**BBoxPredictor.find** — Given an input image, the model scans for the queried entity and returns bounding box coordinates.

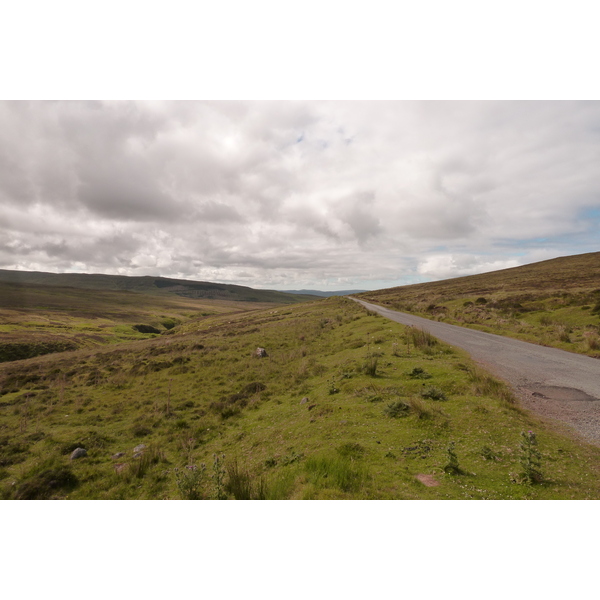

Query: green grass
[357,251,600,357]
[2,296,600,499]
[0,280,305,362]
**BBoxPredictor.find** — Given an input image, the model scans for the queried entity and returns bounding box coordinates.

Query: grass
[2,295,600,499]
[356,251,600,358]
[0,280,305,363]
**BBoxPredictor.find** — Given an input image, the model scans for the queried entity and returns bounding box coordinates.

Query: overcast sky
[0,100,599,290]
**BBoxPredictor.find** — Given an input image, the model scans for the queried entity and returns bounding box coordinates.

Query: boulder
[133,444,146,454]
[256,347,268,358]
[70,447,87,460]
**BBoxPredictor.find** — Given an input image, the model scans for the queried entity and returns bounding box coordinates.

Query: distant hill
[281,289,368,297]
[0,269,314,304]
[356,251,600,302]
[356,251,600,358]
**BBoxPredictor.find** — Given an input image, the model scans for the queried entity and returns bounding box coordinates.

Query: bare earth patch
[416,474,439,487]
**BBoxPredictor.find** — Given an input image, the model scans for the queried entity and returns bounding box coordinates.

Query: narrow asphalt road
[352,298,600,445]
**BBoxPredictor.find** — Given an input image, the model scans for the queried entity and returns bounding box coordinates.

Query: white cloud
[0,100,599,289]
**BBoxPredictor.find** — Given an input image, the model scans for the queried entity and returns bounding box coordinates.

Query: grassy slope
[0,269,313,304]
[356,251,600,357]
[2,297,600,500]
[0,279,310,362]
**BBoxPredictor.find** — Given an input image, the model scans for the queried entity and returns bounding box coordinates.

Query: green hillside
[2,296,600,500]
[0,269,312,304]
[356,252,600,357]
[0,273,312,363]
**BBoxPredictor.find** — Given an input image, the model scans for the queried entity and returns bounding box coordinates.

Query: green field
[0,277,309,363]
[356,251,600,357]
[2,296,600,500]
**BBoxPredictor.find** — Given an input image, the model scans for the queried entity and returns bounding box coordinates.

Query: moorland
[356,251,600,358]
[2,260,600,500]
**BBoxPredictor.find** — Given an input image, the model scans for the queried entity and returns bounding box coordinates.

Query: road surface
[353,298,600,445]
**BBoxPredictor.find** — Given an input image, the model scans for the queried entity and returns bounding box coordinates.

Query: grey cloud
[1,101,599,289]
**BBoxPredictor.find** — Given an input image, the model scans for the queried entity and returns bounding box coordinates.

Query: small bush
[516,431,543,484]
[383,401,411,418]
[475,297,488,305]
[443,442,464,475]
[421,386,448,401]
[408,367,432,379]
[174,464,206,499]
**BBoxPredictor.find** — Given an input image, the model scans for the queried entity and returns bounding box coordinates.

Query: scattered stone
[255,347,268,358]
[70,447,87,460]
[133,444,146,454]
[112,452,125,460]
[300,397,309,404]
[133,452,143,459]
[307,403,316,411]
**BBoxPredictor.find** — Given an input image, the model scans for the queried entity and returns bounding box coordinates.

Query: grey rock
[133,452,143,459]
[112,452,125,459]
[300,397,309,404]
[70,447,87,460]
[133,444,146,454]
[255,347,268,358]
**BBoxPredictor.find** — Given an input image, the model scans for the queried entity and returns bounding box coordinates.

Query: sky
[0,100,599,291]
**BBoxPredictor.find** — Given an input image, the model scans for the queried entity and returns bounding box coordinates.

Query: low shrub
[408,367,432,379]
[174,464,206,499]
[383,401,411,418]
[421,386,447,401]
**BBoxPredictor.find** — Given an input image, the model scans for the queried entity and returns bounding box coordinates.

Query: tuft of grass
[225,458,266,500]
[420,386,448,401]
[362,353,378,377]
[408,367,432,379]
[304,455,367,493]
[336,442,366,459]
[406,326,438,350]
[383,401,411,418]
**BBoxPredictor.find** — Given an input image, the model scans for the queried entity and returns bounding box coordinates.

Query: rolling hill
[356,251,600,357]
[0,269,314,304]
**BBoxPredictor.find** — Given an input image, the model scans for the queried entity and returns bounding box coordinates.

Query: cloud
[1,101,599,289]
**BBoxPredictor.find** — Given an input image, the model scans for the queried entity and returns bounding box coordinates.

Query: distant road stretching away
[352,298,600,445]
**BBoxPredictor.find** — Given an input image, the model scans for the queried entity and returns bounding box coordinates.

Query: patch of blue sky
[578,206,600,223]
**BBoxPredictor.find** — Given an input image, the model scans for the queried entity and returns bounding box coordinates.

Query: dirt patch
[415,474,439,487]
